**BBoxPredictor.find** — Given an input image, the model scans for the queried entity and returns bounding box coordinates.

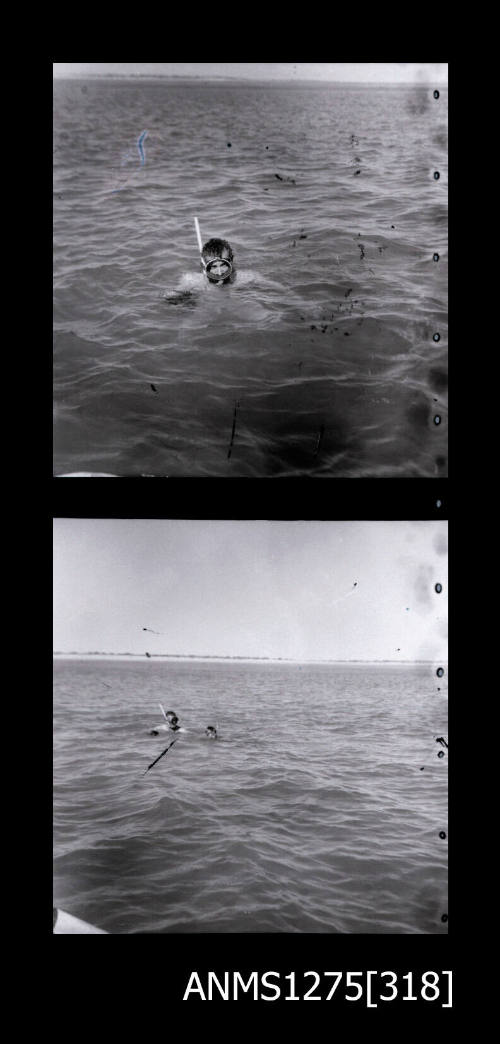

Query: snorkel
[194,215,204,260]
[194,218,233,285]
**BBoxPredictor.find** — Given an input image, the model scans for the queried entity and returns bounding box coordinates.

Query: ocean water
[53,657,448,934]
[53,80,448,477]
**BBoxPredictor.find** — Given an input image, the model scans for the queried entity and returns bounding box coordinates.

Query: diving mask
[202,256,233,282]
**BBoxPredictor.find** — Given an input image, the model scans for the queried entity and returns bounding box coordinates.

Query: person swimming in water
[164,236,237,302]
[166,713,181,732]
[162,216,288,308]
[149,710,217,739]
[200,238,235,286]
[149,709,182,736]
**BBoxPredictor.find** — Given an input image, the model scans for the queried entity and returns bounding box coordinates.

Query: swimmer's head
[201,238,234,284]
[165,710,178,726]
[205,725,217,739]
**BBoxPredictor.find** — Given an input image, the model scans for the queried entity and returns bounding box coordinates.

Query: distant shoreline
[53,76,446,89]
[53,652,444,666]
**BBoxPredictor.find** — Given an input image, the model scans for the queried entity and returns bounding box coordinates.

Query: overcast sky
[52,63,448,84]
[53,520,448,662]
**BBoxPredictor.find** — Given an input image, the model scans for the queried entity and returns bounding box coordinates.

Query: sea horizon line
[53,75,446,88]
[53,651,446,665]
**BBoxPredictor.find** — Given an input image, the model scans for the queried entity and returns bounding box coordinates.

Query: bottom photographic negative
[53,519,448,935]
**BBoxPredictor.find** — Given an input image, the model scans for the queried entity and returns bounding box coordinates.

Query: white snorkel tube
[194,216,203,259]
[194,216,209,276]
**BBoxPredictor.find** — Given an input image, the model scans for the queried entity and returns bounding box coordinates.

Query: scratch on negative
[227,400,240,459]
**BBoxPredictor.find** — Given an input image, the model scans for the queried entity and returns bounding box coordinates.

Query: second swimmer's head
[201,239,234,284]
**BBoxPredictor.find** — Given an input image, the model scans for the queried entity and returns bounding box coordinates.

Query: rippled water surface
[53,657,448,933]
[53,80,448,477]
